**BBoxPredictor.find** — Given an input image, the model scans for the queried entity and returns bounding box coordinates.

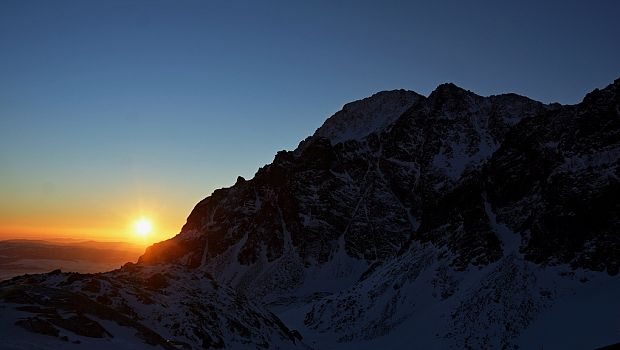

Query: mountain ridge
[1,78,618,349]
[138,79,552,272]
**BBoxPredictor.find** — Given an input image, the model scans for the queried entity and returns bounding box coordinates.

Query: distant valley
[0,239,144,281]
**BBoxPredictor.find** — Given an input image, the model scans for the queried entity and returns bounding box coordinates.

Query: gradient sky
[1,0,619,244]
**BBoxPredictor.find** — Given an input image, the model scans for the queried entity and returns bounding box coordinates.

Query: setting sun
[133,218,153,237]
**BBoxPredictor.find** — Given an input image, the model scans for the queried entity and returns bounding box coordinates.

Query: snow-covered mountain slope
[0,265,307,350]
[312,89,422,144]
[302,241,620,349]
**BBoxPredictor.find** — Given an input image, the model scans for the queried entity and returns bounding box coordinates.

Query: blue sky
[0,0,618,241]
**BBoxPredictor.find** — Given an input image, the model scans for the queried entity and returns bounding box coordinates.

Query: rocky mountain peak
[312,89,422,145]
[582,77,620,106]
[429,82,469,96]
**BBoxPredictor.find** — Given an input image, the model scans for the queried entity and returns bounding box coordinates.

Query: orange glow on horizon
[0,215,177,246]
[0,180,202,247]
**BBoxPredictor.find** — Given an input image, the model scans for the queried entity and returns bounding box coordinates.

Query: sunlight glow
[133,218,152,237]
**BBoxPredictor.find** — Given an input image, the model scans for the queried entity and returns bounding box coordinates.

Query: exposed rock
[15,317,59,337]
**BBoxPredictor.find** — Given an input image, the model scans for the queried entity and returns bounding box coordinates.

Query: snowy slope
[302,242,620,349]
[0,265,308,350]
[313,89,422,144]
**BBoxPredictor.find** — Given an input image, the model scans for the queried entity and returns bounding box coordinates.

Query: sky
[1,0,619,245]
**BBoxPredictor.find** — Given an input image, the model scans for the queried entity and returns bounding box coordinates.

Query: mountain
[1,78,618,349]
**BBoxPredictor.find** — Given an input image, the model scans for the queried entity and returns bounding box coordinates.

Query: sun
[133,217,152,237]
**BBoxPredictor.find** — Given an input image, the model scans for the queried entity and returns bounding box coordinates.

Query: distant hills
[0,239,144,281]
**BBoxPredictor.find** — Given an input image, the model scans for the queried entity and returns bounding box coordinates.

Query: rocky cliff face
[142,80,618,278]
[138,82,560,295]
[485,84,620,275]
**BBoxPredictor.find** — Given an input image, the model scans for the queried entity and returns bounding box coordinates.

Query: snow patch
[314,90,421,144]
